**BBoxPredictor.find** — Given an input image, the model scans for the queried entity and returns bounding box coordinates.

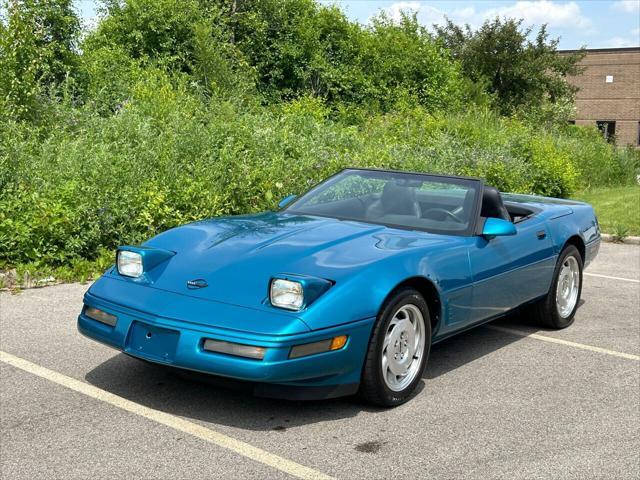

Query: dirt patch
[355,440,385,453]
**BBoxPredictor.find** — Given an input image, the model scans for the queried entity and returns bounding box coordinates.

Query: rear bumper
[78,289,374,398]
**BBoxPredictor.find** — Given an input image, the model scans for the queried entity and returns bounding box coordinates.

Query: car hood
[121,212,450,310]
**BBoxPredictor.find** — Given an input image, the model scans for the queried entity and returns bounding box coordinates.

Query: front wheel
[360,288,431,407]
[527,244,583,329]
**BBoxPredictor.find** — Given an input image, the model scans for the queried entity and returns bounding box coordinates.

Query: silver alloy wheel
[381,304,426,392]
[556,255,580,318]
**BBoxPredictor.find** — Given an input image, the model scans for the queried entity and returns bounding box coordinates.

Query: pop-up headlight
[115,246,175,279]
[270,279,304,310]
[269,274,333,311]
[117,250,143,277]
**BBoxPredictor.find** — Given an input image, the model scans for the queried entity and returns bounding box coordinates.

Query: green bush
[2,0,637,283]
[80,0,466,115]
[2,74,633,269]
[557,125,640,187]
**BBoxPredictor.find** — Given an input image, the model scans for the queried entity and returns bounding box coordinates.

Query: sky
[76,0,640,50]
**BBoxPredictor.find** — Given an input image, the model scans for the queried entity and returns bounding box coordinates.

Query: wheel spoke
[386,369,398,388]
[406,326,416,357]
[558,294,566,309]
[382,332,392,352]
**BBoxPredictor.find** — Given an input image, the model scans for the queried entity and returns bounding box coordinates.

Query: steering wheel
[423,208,464,223]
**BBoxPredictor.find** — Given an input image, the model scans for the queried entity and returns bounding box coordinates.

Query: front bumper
[78,289,374,399]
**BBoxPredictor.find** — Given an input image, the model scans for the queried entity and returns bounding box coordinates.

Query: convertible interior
[295,180,538,232]
[480,186,539,224]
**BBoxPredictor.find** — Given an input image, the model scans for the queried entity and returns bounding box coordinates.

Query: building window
[568,120,576,125]
[596,121,616,142]
[637,122,640,146]
[605,75,614,83]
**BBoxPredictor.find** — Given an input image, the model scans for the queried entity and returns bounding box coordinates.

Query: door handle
[536,230,547,239]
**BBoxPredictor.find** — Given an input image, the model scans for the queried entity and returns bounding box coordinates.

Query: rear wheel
[360,288,431,407]
[527,244,583,329]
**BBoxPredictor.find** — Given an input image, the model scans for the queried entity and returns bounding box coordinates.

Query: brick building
[563,47,640,147]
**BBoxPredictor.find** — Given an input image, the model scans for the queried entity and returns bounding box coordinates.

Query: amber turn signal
[289,335,349,359]
[330,335,348,350]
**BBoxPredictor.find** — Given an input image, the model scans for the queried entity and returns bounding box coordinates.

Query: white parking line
[487,325,640,361]
[0,350,334,480]
[585,272,640,283]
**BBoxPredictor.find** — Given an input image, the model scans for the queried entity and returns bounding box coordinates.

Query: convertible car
[78,168,600,406]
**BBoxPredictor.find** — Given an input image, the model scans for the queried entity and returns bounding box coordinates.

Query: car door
[467,216,556,323]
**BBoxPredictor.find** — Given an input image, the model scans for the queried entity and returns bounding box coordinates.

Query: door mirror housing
[482,217,517,238]
[278,194,297,209]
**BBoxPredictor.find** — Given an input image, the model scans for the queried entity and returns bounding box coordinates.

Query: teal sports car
[78,169,600,406]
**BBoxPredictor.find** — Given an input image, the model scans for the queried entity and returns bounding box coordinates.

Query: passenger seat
[480,186,511,221]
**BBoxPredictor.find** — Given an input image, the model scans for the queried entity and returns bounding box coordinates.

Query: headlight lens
[117,250,143,277]
[270,279,304,310]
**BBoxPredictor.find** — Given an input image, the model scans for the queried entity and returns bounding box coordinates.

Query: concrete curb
[601,234,640,245]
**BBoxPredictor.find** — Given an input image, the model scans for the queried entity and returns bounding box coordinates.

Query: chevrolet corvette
[78,168,600,406]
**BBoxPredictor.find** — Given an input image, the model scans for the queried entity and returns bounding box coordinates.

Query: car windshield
[285,169,482,236]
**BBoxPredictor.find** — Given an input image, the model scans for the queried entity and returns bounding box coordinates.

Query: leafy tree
[82,0,255,109]
[83,0,464,114]
[86,0,203,68]
[434,17,585,115]
[227,0,363,102]
[229,2,463,112]
[360,13,463,113]
[0,0,81,120]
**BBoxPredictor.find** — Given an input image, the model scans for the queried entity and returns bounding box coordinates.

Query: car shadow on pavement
[85,352,368,431]
[426,324,520,379]
[83,311,564,431]
[426,299,586,379]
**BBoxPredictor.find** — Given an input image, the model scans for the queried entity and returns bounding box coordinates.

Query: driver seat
[481,186,510,221]
[366,181,421,219]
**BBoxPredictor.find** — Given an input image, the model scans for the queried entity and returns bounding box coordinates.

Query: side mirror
[482,217,517,238]
[278,194,297,209]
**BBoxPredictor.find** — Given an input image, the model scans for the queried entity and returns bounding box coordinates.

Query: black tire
[527,244,583,329]
[359,288,431,407]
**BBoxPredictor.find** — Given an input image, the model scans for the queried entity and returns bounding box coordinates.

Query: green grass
[0,249,113,291]
[572,186,640,237]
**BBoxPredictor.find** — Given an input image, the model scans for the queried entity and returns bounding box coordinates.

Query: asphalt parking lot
[1,242,639,480]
